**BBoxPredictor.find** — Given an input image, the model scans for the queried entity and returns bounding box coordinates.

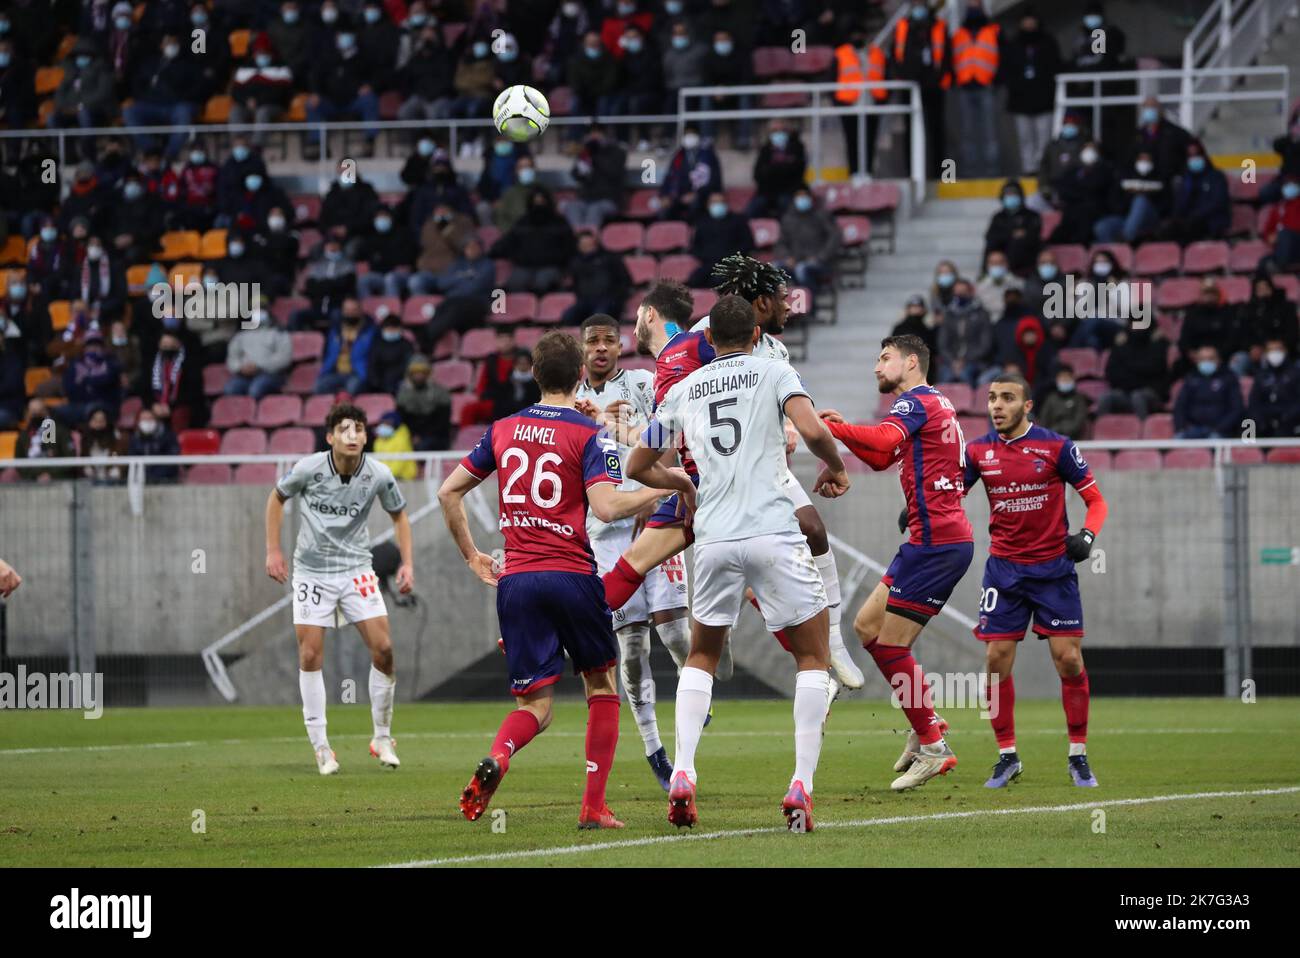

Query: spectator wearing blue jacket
[1174,345,1244,439]
[1158,142,1229,244]
[315,299,376,395]
[656,126,722,221]
[126,404,181,483]
[62,330,122,425]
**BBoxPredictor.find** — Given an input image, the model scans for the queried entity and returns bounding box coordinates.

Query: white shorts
[692,528,828,632]
[291,568,388,627]
[591,528,690,627]
[782,467,812,511]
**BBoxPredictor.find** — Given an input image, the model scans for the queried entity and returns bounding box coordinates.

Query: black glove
[1065,529,1095,563]
[897,508,908,535]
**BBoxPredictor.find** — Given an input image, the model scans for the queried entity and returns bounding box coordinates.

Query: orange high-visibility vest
[952,22,999,86]
[866,43,888,102]
[834,43,865,103]
[893,17,951,90]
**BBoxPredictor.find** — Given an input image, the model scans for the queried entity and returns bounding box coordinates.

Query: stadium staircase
[1199,8,1300,156]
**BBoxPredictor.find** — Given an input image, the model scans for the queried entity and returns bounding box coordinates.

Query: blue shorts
[882,541,974,624]
[645,471,699,533]
[975,554,1085,642]
[496,571,619,696]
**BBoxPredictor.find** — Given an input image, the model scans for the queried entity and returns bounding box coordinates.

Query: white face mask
[1266,349,1287,367]
[1135,159,1154,175]
[1080,147,1099,165]
[682,134,700,150]
[1092,260,1113,277]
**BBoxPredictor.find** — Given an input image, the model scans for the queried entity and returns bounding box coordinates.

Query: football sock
[813,551,847,657]
[617,624,661,756]
[793,670,830,792]
[299,669,329,751]
[988,674,1016,750]
[603,557,645,613]
[369,664,395,740]
[673,666,714,784]
[655,616,692,671]
[865,639,944,745]
[490,708,541,766]
[1062,670,1090,747]
[748,594,792,652]
[582,694,620,810]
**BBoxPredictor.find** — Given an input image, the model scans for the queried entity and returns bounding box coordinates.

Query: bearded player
[964,375,1108,789]
[818,335,973,790]
[576,312,688,791]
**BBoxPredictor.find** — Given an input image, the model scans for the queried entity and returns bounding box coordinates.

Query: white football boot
[890,740,957,791]
[315,745,339,776]
[369,736,400,768]
[893,714,950,772]
[829,641,865,689]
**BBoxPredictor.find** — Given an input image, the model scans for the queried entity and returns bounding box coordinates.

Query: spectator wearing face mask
[701,29,755,150]
[688,192,754,287]
[108,173,165,266]
[930,259,959,314]
[79,405,125,484]
[1098,325,1169,419]
[414,237,494,348]
[412,203,477,293]
[26,218,73,304]
[656,125,722,220]
[937,278,993,386]
[409,156,475,227]
[127,405,181,482]
[50,39,116,142]
[1178,277,1235,371]
[1048,140,1114,244]
[230,33,294,145]
[62,237,127,326]
[396,353,452,451]
[145,328,206,430]
[187,3,232,102]
[398,25,455,123]
[216,137,268,223]
[1247,339,1300,437]
[106,319,141,395]
[370,409,417,479]
[165,145,220,231]
[1262,113,1300,205]
[601,0,654,57]
[490,190,577,294]
[611,25,664,148]
[1021,249,1064,315]
[316,299,376,395]
[225,306,293,399]
[306,23,381,159]
[2,276,51,365]
[356,208,417,299]
[1238,274,1299,360]
[567,30,620,144]
[976,250,1023,322]
[320,164,381,246]
[491,155,540,232]
[255,207,299,297]
[750,122,807,218]
[543,2,594,91]
[61,329,122,425]
[1033,363,1089,439]
[774,187,839,296]
[1158,143,1229,244]
[1174,345,1243,439]
[59,163,109,237]
[1068,250,1127,350]
[1001,10,1062,176]
[269,2,312,81]
[215,232,274,294]
[1030,110,1085,213]
[983,181,1042,277]
[358,2,401,89]
[565,124,628,230]
[891,294,940,380]
[300,238,357,329]
[661,18,708,135]
[366,317,416,395]
[563,231,633,324]
[402,136,443,188]
[1132,97,1193,186]
[16,396,75,481]
[1262,175,1300,271]
[448,33,500,152]
[122,35,202,160]
[491,32,534,106]
[220,167,293,236]
[1093,149,1167,244]
[476,137,527,214]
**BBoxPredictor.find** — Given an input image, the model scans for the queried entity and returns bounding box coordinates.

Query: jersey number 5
[501,448,564,509]
[708,398,742,456]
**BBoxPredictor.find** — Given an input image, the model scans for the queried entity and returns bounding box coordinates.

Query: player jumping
[964,375,1108,788]
[438,331,675,829]
[819,335,973,791]
[576,312,688,791]
[266,402,414,776]
[628,294,851,832]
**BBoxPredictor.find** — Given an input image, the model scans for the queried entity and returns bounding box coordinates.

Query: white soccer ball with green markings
[493,85,551,143]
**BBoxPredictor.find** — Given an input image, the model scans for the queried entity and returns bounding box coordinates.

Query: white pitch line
[0,726,1241,756]
[382,786,1300,868]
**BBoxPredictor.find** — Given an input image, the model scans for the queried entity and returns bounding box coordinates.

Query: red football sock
[748,595,792,651]
[1061,670,1089,744]
[603,557,645,612]
[866,639,943,745]
[490,708,541,769]
[988,674,1016,750]
[582,694,620,810]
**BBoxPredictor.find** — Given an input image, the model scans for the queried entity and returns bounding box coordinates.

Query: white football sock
[369,664,395,740]
[655,616,692,672]
[1000,746,1018,755]
[793,670,830,792]
[299,669,329,750]
[1069,742,1087,757]
[673,666,713,784]
[813,550,847,656]
[618,624,661,756]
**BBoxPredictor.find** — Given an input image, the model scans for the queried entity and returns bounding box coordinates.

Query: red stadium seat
[935,382,972,414]
[210,395,255,429]
[203,363,230,397]
[116,396,143,430]
[725,186,756,210]
[1055,348,1102,380]
[291,194,321,224]
[1049,244,1088,275]
[790,45,835,76]
[537,292,575,324]
[1090,243,1133,273]
[1275,275,1300,302]
[1156,278,1201,310]
[1225,446,1264,464]
[301,394,336,426]
[459,328,497,361]
[1156,311,1182,340]
[291,331,324,363]
[1091,414,1141,440]
[750,218,780,249]
[1266,447,1300,463]
[657,254,700,283]
[221,427,268,455]
[1141,413,1174,440]
[599,222,643,254]
[625,254,657,287]
[476,225,501,250]
[268,427,315,455]
[234,463,278,485]
[645,221,690,254]
[284,363,319,395]
[1181,241,1229,275]
[1077,379,1106,403]
[297,228,322,260]
[1133,242,1181,276]
[353,394,395,422]
[453,425,486,451]
[1228,204,1256,238]
[254,394,302,429]
[853,182,900,213]
[1219,275,1250,304]
[957,415,988,439]
[546,85,573,116]
[815,183,852,213]
[1083,450,1112,470]
[1163,448,1213,469]
[185,463,233,484]
[362,296,402,321]
[752,46,794,78]
[429,330,458,360]
[689,289,717,321]
[178,429,221,456]
[1039,209,1061,240]
[836,215,871,246]
[626,189,658,220]
[1229,240,1270,274]
[500,292,537,324]
[450,393,476,424]
[515,327,545,351]
[1238,375,1253,404]
[1113,450,1161,470]
[403,295,441,327]
[432,359,473,392]
[272,296,310,326]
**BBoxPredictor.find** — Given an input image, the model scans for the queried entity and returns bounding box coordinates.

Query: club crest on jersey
[1034,459,1045,473]
[890,398,915,416]
[984,449,994,460]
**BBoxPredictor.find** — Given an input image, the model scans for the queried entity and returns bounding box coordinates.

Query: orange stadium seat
[126,263,154,294]
[199,229,229,259]
[48,300,71,331]
[0,235,25,265]
[286,93,308,122]
[228,29,251,59]
[158,231,201,260]
[34,67,63,97]
[201,95,232,124]
[0,431,17,459]
[24,367,53,395]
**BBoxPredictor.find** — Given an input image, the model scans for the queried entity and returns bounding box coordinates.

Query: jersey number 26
[501,448,564,509]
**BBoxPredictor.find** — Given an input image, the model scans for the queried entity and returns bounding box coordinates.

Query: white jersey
[691,314,790,362]
[651,351,807,546]
[577,367,657,539]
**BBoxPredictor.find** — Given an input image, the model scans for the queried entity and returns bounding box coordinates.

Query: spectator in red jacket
[1262,174,1300,271]
[230,33,295,145]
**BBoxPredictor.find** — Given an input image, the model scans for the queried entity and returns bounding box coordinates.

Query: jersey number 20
[501,448,563,509]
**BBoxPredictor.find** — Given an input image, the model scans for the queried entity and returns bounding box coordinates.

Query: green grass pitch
[1,697,1297,867]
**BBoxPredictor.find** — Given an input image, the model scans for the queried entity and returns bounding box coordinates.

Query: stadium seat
[158,231,201,261]
[1168,376,1183,407]
[116,396,143,430]
[1039,209,1062,239]
[1229,240,1270,274]
[1275,275,1300,302]
[1155,311,1182,340]
[853,182,901,214]
[268,427,315,456]
[1056,348,1102,380]
[1090,243,1133,273]
[221,427,268,455]
[301,394,336,425]
[1156,277,1201,310]
[537,292,575,324]
[34,66,63,96]
[689,289,717,321]
[199,229,228,259]
[624,254,657,287]
[1092,414,1141,441]
[402,295,441,327]
[459,328,497,361]
[546,85,573,115]
[725,186,756,210]
[1163,448,1213,469]
[1083,450,1112,470]
[1049,244,1089,275]
[254,395,302,429]
[1181,241,1229,275]
[599,222,643,254]
[1228,203,1256,238]
[1141,413,1175,440]
[284,363,320,395]
[1228,175,1264,202]
[201,94,232,124]
[170,261,203,286]
[1220,275,1251,304]
[185,463,233,484]
[1226,447,1264,464]
[297,228,323,260]
[645,221,690,254]
[750,218,780,249]
[626,189,658,220]
[47,300,70,332]
[1113,450,1161,470]
[1133,242,1181,277]
[761,91,809,109]
[1238,375,1253,404]
[789,45,835,75]
[428,330,458,360]
[231,463,277,485]
[290,331,324,363]
[272,296,310,326]
[476,224,501,250]
[209,395,255,429]
[362,296,402,321]
[958,415,989,439]
[450,392,476,424]
[1077,379,1106,403]
[1266,447,1300,463]
[24,366,52,395]
[657,254,700,283]
[752,46,794,78]
[836,215,871,246]
[354,393,395,421]
[291,194,321,224]
[432,359,473,392]
[178,429,221,456]
[126,263,154,294]
[515,327,545,352]
[453,425,485,451]
[936,382,973,413]
[0,431,16,460]
[203,363,231,397]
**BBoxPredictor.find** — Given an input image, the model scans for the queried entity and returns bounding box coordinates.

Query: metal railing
[1182,0,1299,132]
[1052,65,1291,140]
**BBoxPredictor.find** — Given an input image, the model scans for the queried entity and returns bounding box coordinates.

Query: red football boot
[460,752,508,822]
[667,771,698,828]
[781,779,814,832]
[577,804,625,830]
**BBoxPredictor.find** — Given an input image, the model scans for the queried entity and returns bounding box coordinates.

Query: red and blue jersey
[880,384,974,547]
[461,404,622,577]
[653,329,716,475]
[964,423,1096,564]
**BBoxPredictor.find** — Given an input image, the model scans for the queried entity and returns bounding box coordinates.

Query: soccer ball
[493,85,551,143]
